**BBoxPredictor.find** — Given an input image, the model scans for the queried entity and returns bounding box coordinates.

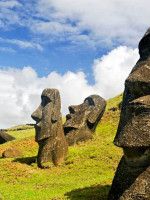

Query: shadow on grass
[65,184,110,200]
[13,156,37,165]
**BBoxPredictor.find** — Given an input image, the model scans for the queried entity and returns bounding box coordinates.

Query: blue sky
[0,0,149,128]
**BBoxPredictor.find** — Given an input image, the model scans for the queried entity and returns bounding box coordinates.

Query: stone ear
[87,97,106,125]
[87,108,102,124]
[51,90,61,122]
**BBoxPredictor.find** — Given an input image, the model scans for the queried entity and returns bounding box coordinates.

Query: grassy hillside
[0,93,123,200]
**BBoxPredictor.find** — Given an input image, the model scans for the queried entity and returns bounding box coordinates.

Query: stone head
[114,34,150,149]
[64,95,106,145]
[108,28,150,200]
[31,88,61,142]
[139,28,150,58]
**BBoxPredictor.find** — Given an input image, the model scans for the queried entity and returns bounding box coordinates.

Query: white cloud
[0,0,21,8]
[93,46,139,98]
[31,0,150,47]
[31,21,79,36]
[0,47,16,53]
[0,46,139,128]
[0,37,43,51]
[0,66,96,128]
[0,0,22,28]
[0,0,149,48]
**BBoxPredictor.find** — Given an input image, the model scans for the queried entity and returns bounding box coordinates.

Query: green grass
[106,93,123,111]
[0,94,123,200]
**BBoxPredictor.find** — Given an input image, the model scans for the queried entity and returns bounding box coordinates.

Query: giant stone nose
[31,105,42,123]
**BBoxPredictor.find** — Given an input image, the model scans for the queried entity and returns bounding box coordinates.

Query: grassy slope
[0,94,123,200]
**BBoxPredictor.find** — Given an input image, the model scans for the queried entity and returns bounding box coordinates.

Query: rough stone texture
[108,157,150,200]
[2,148,22,158]
[0,131,15,144]
[64,95,106,146]
[108,29,150,199]
[31,88,68,168]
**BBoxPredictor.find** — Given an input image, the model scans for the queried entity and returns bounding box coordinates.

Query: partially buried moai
[64,95,106,146]
[108,29,150,199]
[31,88,68,168]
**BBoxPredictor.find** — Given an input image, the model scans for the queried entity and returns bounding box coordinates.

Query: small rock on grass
[2,148,22,158]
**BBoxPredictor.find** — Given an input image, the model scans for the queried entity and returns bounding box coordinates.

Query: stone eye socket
[84,98,95,106]
[41,96,51,107]
[69,106,75,114]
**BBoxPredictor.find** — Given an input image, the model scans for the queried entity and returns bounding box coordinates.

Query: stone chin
[123,147,150,168]
[64,117,93,146]
[34,124,41,142]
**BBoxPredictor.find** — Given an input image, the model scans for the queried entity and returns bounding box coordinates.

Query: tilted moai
[0,131,15,144]
[108,29,150,199]
[64,95,106,146]
[31,88,68,168]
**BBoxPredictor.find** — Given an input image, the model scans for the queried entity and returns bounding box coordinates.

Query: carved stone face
[64,95,106,145]
[31,88,68,168]
[108,28,150,200]
[31,88,61,142]
[114,35,150,148]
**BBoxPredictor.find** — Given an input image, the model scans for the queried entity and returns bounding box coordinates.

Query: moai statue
[0,131,15,144]
[108,29,150,199]
[31,88,68,168]
[64,95,106,146]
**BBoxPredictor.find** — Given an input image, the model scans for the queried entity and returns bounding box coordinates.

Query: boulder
[2,148,22,158]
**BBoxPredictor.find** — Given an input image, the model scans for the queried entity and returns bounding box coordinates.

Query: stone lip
[0,131,15,144]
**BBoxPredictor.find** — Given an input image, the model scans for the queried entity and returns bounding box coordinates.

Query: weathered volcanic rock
[108,157,150,200]
[64,95,106,146]
[2,148,22,158]
[108,28,150,199]
[0,131,15,144]
[31,88,68,168]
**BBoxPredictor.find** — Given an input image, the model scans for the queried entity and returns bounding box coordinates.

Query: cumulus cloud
[93,46,139,98]
[0,46,139,128]
[0,66,96,128]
